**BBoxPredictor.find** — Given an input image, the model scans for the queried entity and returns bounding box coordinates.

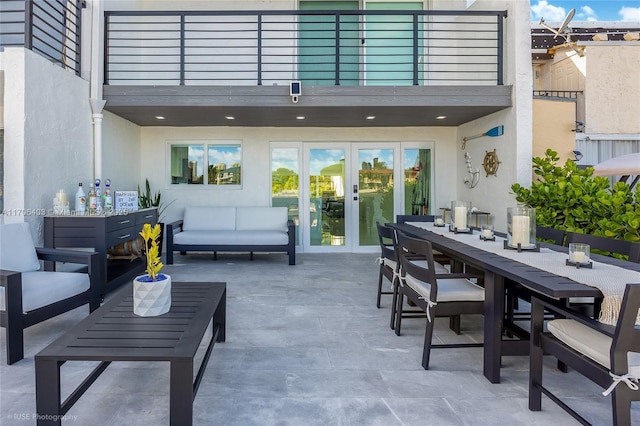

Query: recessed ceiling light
[436,115,447,120]
[225,116,235,120]
[366,115,376,120]
[155,116,165,120]
[296,116,305,120]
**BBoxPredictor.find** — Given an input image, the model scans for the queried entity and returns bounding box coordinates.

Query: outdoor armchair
[529,283,640,426]
[394,231,484,370]
[0,222,101,364]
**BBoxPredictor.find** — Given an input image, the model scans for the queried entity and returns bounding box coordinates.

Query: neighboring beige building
[531,22,640,178]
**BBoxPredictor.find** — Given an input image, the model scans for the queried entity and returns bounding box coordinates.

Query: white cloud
[531,1,566,21]
[619,6,640,22]
[579,6,598,22]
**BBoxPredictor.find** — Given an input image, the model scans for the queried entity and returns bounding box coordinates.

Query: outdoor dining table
[390,222,640,384]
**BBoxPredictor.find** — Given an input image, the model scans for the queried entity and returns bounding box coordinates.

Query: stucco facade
[2,0,534,248]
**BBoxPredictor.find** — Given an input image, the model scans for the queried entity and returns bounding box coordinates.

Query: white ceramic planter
[133,274,171,316]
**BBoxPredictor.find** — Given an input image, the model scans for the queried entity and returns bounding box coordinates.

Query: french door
[271,142,433,253]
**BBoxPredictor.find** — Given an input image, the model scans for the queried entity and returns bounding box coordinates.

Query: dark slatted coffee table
[34,281,226,426]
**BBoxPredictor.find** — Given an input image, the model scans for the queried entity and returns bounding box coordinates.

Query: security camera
[290,81,301,103]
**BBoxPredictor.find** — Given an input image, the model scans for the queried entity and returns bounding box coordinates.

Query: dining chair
[536,226,565,246]
[0,222,102,364]
[565,232,640,318]
[396,214,436,224]
[375,222,397,308]
[394,231,484,369]
[388,227,453,331]
[529,283,640,426]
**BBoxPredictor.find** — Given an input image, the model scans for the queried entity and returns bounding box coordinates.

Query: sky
[530,0,640,22]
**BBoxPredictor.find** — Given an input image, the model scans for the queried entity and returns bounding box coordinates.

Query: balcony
[0,0,83,75]
[102,9,512,127]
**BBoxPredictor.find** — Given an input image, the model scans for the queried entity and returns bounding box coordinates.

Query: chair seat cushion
[0,271,90,312]
[383,257,397,271]
[547,319,640,376]
[404,274,484,302]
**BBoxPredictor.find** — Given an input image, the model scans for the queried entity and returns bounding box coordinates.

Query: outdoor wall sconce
[461,125,504,150]
[572,150,583,161]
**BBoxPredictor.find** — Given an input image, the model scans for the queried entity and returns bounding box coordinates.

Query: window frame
[166,140,243,188]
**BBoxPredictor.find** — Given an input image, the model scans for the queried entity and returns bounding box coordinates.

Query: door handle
[353,185,358,194]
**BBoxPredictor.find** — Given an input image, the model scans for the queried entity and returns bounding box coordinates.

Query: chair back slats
[376,222,396,262]
[395,231,437,301]
[396,215,435,224]
[536,226,565,246]
[565,232,640,263]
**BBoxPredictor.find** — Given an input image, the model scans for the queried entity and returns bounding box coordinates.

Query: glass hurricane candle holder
[450,201,472,232]
[506,207,537,251]
[434,215,445,227]
[567,243,592,268]
[480,224,495,241]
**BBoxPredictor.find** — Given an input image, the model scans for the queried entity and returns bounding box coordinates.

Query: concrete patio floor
[1,252,636,425]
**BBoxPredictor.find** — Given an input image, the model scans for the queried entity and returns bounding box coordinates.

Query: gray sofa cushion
[182,206,236,231]
[236,207,288,231]
[174,230,289,246]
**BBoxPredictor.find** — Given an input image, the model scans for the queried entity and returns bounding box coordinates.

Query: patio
[0,252,629,425]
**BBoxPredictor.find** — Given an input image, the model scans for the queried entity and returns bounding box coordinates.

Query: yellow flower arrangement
[139,223,163,280]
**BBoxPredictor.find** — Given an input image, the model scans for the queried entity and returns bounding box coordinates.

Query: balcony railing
[533,90,583,99]
[104,9,506,87]
[0,0,83,75]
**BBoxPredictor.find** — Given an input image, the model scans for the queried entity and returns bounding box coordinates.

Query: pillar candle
[572,251,586,263]
[454,206,467,229]
[511,215,530,246]
[56,190,67,206]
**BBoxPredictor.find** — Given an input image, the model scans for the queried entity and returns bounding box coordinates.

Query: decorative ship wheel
[482,149,501,177]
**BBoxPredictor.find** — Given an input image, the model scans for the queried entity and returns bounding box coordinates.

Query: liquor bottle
[88,183,97,214]
[95,179,102,214]
[75,182,86,214]
[104,179,113,214]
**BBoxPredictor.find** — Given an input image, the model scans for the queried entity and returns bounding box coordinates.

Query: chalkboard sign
[115,191,139,212]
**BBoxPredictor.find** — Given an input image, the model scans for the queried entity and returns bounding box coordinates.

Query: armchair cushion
[0,223,40,272]
[548,319,640,375]
[0,271,90,312]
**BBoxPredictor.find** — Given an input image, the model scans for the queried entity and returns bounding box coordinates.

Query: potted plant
[138,179,175,256]
[133,223,171,316]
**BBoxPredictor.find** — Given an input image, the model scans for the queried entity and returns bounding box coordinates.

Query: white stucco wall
[2,48,92,244]
[102,111,141,192]
[585,44,640,134]
[140,126,458,224]
[452,0,532,231]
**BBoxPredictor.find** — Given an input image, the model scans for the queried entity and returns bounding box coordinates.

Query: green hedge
[511,149,640,243]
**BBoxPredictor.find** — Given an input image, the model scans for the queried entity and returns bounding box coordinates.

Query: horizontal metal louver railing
[0,0,83,75]
[104,10,506,87]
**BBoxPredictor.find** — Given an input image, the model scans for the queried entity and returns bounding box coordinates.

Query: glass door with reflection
[308,148,346,247]
[355,147,395,246]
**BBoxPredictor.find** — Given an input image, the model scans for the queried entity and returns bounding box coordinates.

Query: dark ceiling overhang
[103,85,512,127]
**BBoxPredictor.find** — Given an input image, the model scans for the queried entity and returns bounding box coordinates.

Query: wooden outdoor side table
[34,281,226,426]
